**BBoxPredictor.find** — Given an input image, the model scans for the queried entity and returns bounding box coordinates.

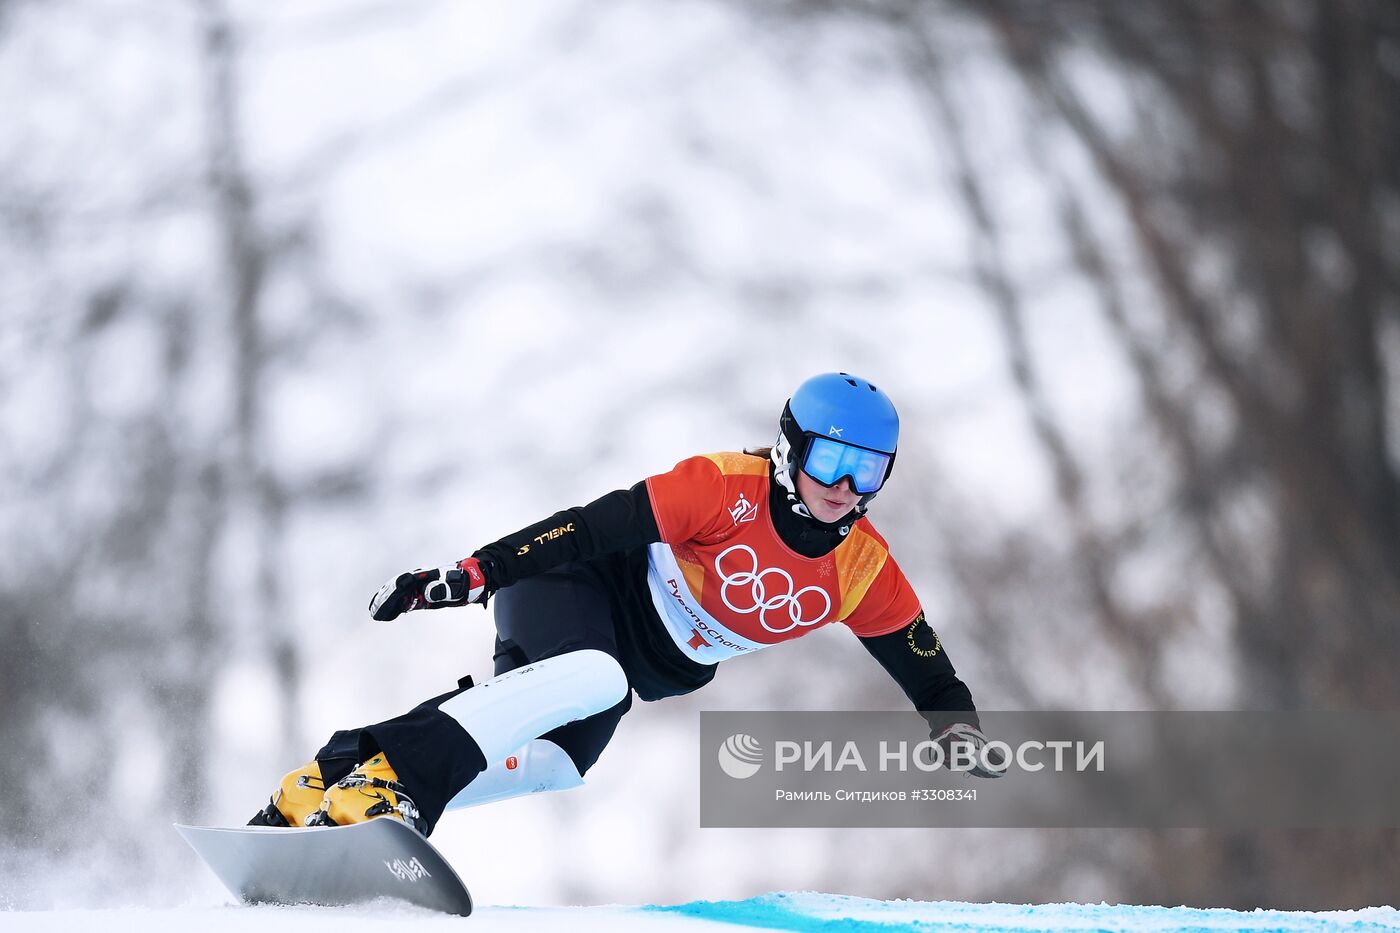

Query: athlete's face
[795,469,860,523]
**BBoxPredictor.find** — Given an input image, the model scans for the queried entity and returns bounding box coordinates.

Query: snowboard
[176,818,473,916]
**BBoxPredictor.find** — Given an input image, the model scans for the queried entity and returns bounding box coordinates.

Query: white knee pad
[438,648,628,765]
[444,738,584,811]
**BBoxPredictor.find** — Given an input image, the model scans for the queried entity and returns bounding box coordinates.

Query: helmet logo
[827,425,843,437]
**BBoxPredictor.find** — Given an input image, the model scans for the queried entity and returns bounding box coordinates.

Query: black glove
[368,557,489,622]
[933,722,1007,779]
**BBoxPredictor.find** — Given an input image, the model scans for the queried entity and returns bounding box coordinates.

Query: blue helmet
[773,373,899,514]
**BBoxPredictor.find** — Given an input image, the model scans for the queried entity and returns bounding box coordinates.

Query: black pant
[313,564,634,834]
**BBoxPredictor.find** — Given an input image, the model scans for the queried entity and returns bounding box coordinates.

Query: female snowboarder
[251,372,1002,835]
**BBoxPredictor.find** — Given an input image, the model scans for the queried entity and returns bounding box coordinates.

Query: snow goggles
[800,436,893,495]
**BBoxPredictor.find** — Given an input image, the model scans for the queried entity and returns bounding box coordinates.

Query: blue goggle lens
[802,437,891,494]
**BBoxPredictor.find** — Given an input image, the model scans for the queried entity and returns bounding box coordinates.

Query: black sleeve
[858,612,980,733]
[470,481,660,592]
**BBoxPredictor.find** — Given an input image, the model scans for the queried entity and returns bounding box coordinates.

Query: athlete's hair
[744,446,773,460]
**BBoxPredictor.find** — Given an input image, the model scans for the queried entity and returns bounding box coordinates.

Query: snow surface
[5,893,1398,932]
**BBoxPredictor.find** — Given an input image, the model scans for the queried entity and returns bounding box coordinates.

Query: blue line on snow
[646,894,938,932]
[643,892,1400,933]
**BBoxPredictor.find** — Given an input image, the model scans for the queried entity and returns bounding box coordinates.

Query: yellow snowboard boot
[248,759,328,827]
[309,753,426,833]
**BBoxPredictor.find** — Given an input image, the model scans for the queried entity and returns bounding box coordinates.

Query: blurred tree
[199,0,302,763]
[0,0,371,904]
[973,0,1400,909]
[976,0,1400,711]
[909,0,1396,909]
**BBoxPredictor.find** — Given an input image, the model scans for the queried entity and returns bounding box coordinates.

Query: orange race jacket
[644,452,921,664]
[471,450,977,715]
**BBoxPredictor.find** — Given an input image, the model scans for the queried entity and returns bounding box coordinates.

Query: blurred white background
[3,0,1397,913]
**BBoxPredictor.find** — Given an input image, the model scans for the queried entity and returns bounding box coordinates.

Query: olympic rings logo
[714,544,832,634]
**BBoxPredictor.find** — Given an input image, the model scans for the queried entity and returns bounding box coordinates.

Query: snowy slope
[6,893,1398,932]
